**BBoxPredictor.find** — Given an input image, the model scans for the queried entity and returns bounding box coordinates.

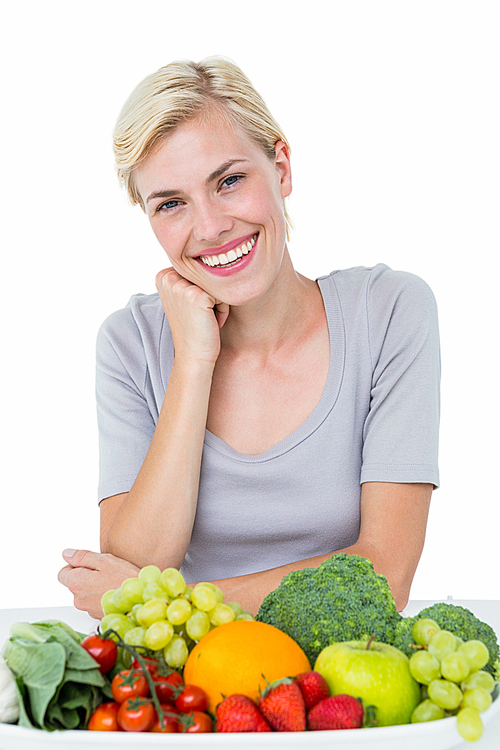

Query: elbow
[393,588,410,613]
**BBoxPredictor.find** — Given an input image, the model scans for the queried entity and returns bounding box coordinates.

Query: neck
[219,248,322,359]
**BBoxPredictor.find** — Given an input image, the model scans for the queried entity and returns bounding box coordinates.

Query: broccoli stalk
[256,554,402,666]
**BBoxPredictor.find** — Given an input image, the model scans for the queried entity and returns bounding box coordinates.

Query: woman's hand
[57,549,139,620]
[156,267,229,365]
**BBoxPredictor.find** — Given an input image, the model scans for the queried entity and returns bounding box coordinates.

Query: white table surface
[1,600,499,749]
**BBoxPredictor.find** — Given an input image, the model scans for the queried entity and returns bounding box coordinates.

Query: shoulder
[319,263,437,315]
[96,292,166,365]
[98,293,164,341]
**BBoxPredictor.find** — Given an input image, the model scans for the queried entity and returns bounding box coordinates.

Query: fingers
[57,563,73,588]
[61,548,101,569]
[58,550,140,619]
[214,301,230,329]
[155,266,179,291]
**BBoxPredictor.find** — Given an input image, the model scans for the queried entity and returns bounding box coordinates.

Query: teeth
[199,234,257,267]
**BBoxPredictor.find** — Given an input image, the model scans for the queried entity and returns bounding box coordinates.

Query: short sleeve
[96,306,156,502]
[360,267,441,487]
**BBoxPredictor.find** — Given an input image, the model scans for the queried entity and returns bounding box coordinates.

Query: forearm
[105,357,214,568]
[202,542,372,618]
[204,517,426,618]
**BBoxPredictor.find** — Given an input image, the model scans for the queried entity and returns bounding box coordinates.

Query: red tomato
[131,656,160,677]
[152,671,183,703]
[175,684,208,713]
[117,698,156,732]
[87,702,121,731]
[81,634,118,674]
[151,705,180,733]
[111,670,149,703]
[184,711,214,733]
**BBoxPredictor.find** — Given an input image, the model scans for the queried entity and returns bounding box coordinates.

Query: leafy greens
[2,620,111,730]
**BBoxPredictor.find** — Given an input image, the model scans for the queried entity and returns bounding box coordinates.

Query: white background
[1,1,498,610]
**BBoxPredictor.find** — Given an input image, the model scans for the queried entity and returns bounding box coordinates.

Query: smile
[198,233,258,268]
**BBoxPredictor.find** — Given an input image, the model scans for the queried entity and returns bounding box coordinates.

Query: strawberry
[258,678,306,732]
[294,671,330,711]
[308,694,364,730]
[216,694,271,732]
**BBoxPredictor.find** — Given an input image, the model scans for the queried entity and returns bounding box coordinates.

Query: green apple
[314,640,420,726]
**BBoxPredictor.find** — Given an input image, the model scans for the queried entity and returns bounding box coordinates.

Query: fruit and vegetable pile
[0,555,498,743]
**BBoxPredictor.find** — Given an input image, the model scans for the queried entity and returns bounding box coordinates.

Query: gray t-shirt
[96,264,440,582]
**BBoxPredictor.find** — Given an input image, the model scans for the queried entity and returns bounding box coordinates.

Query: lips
[197,233,258,268]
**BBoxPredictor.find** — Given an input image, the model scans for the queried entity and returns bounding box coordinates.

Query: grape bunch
[409,618,497,742]
[100,566,254,669]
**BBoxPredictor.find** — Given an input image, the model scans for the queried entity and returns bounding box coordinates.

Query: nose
[192,199,233,244]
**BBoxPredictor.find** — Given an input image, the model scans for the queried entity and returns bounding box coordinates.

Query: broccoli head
[392,602,500,678]
[256,554,402,665]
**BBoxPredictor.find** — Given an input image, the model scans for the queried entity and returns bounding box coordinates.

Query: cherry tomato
[152,671,183,703]
[184,710,214,733]
[81,634,118,674]
[175,684,208,713]
[117,698,156,732]
[131,656,160,677]
[87,702,121,731]
[111,670,149,703]
[151,704,180,733]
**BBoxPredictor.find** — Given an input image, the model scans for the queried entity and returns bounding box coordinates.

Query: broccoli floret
[256,554,402,666]
[392,602,500,677]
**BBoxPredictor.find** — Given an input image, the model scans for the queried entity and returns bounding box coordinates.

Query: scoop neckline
[203,273,345,462]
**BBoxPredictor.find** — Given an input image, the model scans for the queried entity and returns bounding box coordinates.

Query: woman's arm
[102,268,229,568]
[59,481,431,618]
[206,482,432,615]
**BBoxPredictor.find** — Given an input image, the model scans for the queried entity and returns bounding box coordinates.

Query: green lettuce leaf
[4,619,110,730]
[5,640,66,728]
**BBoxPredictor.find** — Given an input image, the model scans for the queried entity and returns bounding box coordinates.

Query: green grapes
[123,626,147,648]
[142,583,169,602]
[121,577,145,605]
[160,568,186,598]
[428,679,463,710]
[166,598,192,625]
[164,634,189,668]
[100,565,254,670]
[456,708,483,742]
[412,618,441,646]
[457,640,490,672]
[185,610,211,641]
[406,617,497,743]
[461,687,492,713]
[208,603,236,627]
[411,699,445,723]
[137,598,168,628]
[138,565,162,584]
[191,583,218,612]
[145,619,175,650]
[440,651,470,683]
[409,650,441,685]
[462,670,495,694]
[428,630,459,661]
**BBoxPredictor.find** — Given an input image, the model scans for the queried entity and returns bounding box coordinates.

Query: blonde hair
[113,56,292,238]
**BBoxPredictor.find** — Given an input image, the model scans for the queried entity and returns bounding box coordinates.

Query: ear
[274,140,292,199]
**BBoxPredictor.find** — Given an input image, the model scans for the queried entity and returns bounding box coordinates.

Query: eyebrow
[146,158,249,204]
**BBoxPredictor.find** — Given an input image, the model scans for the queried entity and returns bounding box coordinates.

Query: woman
[58,57,440,619]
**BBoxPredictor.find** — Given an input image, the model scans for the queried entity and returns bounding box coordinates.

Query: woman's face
[134,114,292,306]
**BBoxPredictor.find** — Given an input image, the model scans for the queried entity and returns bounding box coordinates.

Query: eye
[156,199,183,213]
[220,174,243,189]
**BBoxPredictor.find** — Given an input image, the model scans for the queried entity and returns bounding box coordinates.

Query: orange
[183,620,311,713]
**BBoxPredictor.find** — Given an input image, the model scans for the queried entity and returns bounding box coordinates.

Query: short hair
[113,56,292,237]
